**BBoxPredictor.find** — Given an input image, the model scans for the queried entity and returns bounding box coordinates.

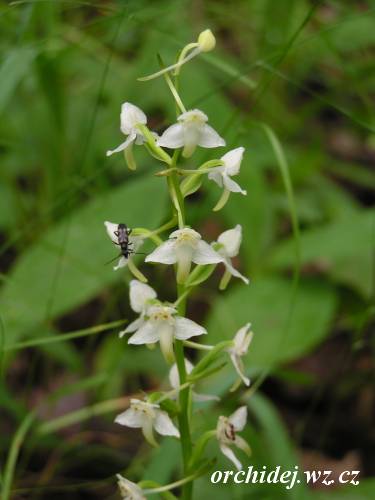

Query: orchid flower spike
[169,358,220,402]
[227,323,253,388]
[104,221,144,271]
[215,224,249,286]
[216,406,251,470]
[123,281,207,362]
[119,280,157,338]
[146,227,223,283]
[157,109,225,158]
[106,102,150,157]
[138,29,216,82]
[117,475,146,500]
[115,398,179,447]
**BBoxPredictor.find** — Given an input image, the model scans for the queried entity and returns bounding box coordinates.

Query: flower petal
[120,102,147,134]
[193,240,223,265]
[106,132,136,157]
[128,321,160,345]
[207,169,224,188]
[230,353,250,386]
[234,435,251,456]
[157,123,185,149]
[121,316,145,336]
[114,256,128,271]
[169,359,194,388]
[221,147,244,176]
[198,124,226,148]
[233,323,252,351]
[223,258,249,285]
[104,221,119,242]
[115,408,143,428]
[220,444,242,471]
[154,410,180,437]
[117,474,145,500]
[229,406,247,431]
[174,316,207,340]
[217,225,242,258]
[192,391,220,402]
[222,174,246,194]
[129,280,157,313]
[145,240,177,265]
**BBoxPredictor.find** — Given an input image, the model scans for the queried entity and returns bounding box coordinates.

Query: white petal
[120,102,147,134]
[128,321,160,345]
[198,124,226,148]
[121,316,145,336]
[129,280,157,313]
[104,221,119,242]
[154,410,180,437]
[221,147,244,176]
[224,259,249,284]
[220,444,242,471]
[157,123,185,149]
[234,435,251,456]
[233,323,252,351]
[230,353,250,386]
[222,174,247,195]
[174,316,207,340]
[169,359,194,388]
[117,475,145,500]
[178,109,208,122]
[229,406,247,431]
[207,170,224,188]
[217,225,242,258]
[115,408,143,428]
[114,256,127,271]
[193,240,223,265]
[145,240,177,265]
[192,391,220,402]
[106,133,136,156]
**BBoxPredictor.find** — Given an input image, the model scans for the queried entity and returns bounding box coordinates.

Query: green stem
[2,411,36,500]
[174,285,193,500]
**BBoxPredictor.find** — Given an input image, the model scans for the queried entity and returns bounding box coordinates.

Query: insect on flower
[104,221,145,271]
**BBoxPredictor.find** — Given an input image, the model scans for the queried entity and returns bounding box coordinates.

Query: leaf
[270,210,374,298]
[206,276,337,369]
[247,392,308,499]
[0,176,167,346]
[0,47,38,115]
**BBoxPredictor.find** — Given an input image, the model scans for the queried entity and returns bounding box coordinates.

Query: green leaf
[206,276,337,369]
[0,176,167,346]
[247,392,308,499]
[270,210,375,298]
[0,47,37,115]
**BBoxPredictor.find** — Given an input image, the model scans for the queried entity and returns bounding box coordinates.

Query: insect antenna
[105,254,122,265]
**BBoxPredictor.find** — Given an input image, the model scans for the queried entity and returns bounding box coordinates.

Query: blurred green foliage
[0,0,374,498]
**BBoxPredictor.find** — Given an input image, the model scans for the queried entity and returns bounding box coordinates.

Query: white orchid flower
[215,224,249,285]
[115,398,179,447]
[106,102,149,157]
[119,280,157,337]
[117,475,145,500]
[157,109,225,158]
[138,29,216,81]
[216,406,251,470]
[169,358,219,402]
[146,227,223,283]
[104,221,144,271]
[227,323,253,387]
[127,302,206,363]
[208,147,246,195]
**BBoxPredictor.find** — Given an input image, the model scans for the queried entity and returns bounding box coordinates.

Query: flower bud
[198,29,216,52]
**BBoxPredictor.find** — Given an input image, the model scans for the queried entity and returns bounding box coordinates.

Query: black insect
[113,223,133,259]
